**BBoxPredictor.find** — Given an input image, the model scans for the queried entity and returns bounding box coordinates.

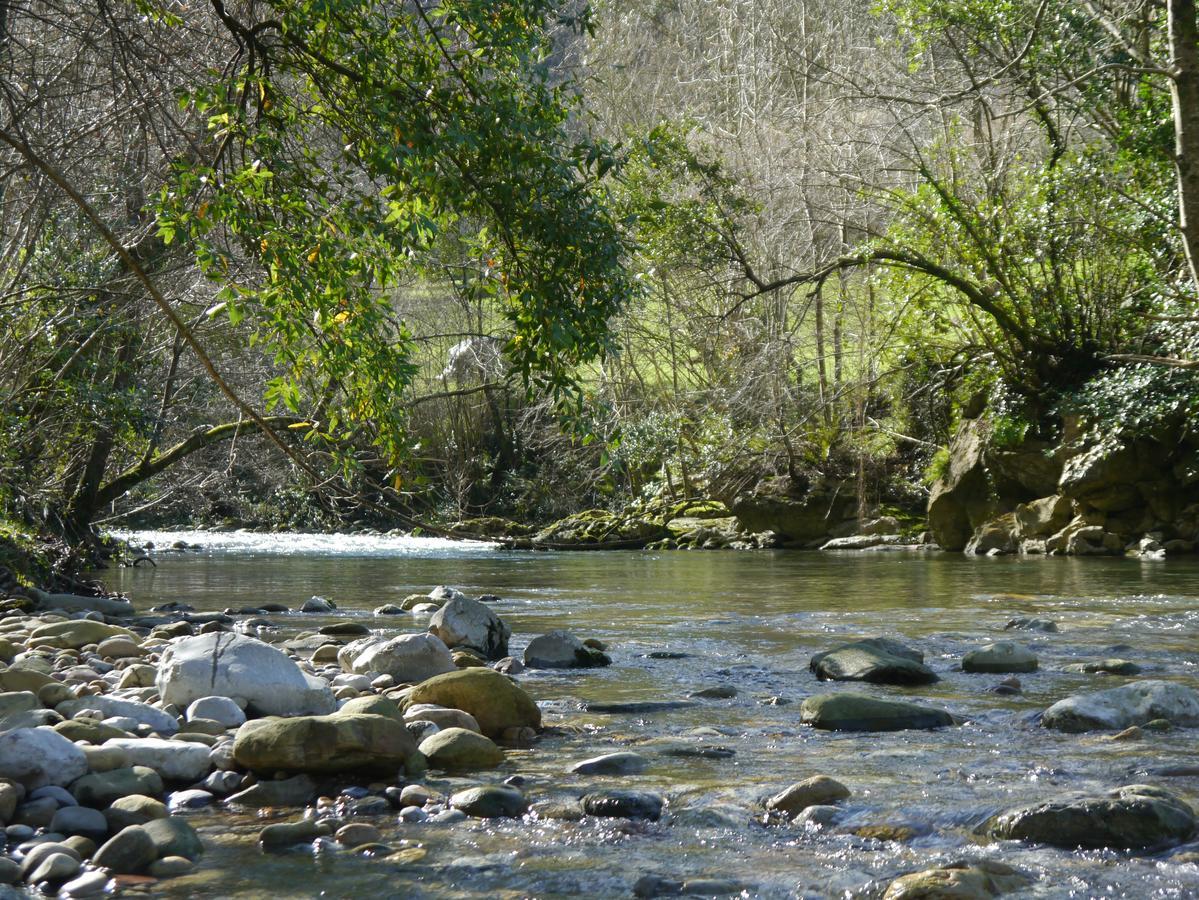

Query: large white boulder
[428,597,510,660]
[157,633,335,717]
[338,633,456,684]
[0,728,88,789]
[1042,680,1199,732]
[103,738,212,782]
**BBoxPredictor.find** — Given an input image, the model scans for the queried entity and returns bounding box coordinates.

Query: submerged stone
[800,693,954,732]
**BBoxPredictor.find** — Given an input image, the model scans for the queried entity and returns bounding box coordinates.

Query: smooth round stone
[398,785,436,807]
[101,716,140,733]
[581,790,664,821]
[80,745,129,773]
[19,842,79,878]
[4,825,33,841]
[14,797,58,827]
[147,856,193,877]
[340,786,371,800]
[181,718,231,736]
[427,809,466,824]
[50,806,108,842]
[348,796,391,817]
[450,785,528,819]
[0,858,16,884]
[962,642,1038,674]
[568,752,649,776]
[335,823,381,847]
[30,785,77,807]
[398,806,428,823]
[167,790,214,812]
[373,604,404,616]
[200,771,243,795]
[333,674,373,691]
[59,870,112,896]
[185,696,246,729]
[27,851,80,884]
[795,804,844,828]
[61,835,95,858]
[93,825,158,874]
[766,776,851,816]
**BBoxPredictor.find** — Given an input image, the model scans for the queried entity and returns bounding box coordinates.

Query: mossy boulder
[233,712,425,776]
[402,668,540,739]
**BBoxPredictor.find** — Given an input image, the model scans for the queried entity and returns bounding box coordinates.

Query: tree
[0,0,632,537]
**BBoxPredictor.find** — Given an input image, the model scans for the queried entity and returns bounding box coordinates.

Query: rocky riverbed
[0,538,1197,897]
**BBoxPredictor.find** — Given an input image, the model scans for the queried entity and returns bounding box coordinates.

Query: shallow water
[104,532,1199,898]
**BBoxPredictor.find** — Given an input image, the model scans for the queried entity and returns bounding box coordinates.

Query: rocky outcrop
[729,476,857,546]
[929,410,1199,556]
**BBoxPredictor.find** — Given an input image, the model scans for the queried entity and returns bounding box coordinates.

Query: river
[105,531,1199,898]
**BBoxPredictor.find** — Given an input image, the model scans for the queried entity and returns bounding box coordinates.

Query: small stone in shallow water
[882,860,1033,899]
[258,819,331,852]
[689,686,737,699]
[58,870,111,897]
[1004,617,1058,633]
[569,752,649,776]
[450,786,528,819]
[146,856,194,878]
[398,785,437,808]
[766,776,851,817]
[1082,658,1142,676]
[581,790,664,822]
[962,642,1038,674]
[398,806,428,823]
[645,651,689,660]
[990,677,1022,696]
[335,823,381,847]
[657,745,735,760]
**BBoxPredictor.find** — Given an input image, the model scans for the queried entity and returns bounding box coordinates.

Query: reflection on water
[104,532,1199,898]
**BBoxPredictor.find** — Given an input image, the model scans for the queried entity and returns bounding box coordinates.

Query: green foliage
[157,0,633,469]
[1057,365,1199,453]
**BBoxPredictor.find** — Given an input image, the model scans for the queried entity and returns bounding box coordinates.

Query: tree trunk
[1169,0,1199,294]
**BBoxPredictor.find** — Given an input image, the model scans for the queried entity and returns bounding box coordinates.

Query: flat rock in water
[800,693,954,732]
[882,860,1033,899]
[809,638,938,685]
[523,631,610,668]
[1081,658,1142,675]
[582,790,664,821]
[569,752,649,775]
[584,700,697,714]
[1042,680,1199,732]
[961,641,1038,674]
[980,784,1196,849]
[1005,617,1058,633]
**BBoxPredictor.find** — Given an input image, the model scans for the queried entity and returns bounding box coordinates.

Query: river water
[104,531,1199,898]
